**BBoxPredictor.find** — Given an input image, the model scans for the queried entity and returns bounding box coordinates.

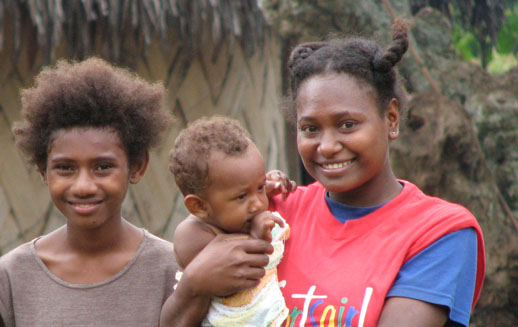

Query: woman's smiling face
[296,73,399,205]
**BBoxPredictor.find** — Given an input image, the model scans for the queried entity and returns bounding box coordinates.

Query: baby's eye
[236,193,247,200]
[258,184,265,192]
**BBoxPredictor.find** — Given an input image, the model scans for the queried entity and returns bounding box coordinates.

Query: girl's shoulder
[0,240,37,270]
[141,230,175,257]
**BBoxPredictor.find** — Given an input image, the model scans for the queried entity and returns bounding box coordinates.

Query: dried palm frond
[0,0,268,66]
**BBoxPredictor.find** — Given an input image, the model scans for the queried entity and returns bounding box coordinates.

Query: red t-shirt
[270,181,485,327]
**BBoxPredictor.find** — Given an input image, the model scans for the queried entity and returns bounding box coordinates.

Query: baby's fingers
[269,213,285,228]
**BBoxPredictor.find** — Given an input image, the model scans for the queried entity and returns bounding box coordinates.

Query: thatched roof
[0,0,269,65]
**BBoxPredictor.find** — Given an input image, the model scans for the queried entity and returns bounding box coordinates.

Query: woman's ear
[129,151,150,184]
[386,98,400,140]
[184,194,210,219]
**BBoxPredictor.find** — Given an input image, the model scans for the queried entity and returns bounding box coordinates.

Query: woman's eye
[340,121,356,129]
[300,125,318,133]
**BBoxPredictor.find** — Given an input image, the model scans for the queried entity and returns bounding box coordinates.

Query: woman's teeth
[322,160,352,169]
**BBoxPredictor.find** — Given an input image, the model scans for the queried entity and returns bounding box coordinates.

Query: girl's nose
[318,130,343,158]
[70,169,97,196]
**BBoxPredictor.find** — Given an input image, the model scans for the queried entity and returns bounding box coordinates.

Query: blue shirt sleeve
[386,228,478,327]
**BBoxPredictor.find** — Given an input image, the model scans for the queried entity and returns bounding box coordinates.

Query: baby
[168,116,295,327]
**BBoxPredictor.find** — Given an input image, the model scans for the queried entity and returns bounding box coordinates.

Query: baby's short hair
[169,116,251,195]
[13,57,172,169]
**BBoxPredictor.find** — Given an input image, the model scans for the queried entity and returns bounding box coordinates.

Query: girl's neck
[64,217,139,255]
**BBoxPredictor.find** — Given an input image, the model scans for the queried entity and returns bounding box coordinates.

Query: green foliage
[450,0,518,73]
[452,26,479,61]
[495,4,518,55]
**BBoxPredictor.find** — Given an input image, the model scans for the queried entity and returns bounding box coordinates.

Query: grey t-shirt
[0,230,177,327]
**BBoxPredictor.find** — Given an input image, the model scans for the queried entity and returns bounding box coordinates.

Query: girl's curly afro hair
[13,57,173,169]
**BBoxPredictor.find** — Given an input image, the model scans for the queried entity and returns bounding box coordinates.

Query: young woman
[269,20,485,327]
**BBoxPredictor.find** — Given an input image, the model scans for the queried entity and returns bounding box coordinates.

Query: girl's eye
[95,163,113,171]
[56,165,73,172]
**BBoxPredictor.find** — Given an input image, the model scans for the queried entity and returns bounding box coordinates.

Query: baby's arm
[266,170,297,200]
[173,215,220,269]
[249,211,284,243]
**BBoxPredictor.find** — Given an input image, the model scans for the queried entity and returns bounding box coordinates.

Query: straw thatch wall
[0,0,287,254]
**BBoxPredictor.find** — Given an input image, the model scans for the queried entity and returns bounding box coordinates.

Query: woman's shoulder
[398,180,474,216]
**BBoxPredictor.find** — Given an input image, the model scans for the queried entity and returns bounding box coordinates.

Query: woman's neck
[328,169,402,207]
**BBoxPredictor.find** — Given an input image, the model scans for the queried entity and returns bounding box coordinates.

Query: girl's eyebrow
[48,156,74,163]
[48,154,119,163]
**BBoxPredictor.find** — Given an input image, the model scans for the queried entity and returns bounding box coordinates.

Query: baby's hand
[266,170,297,200]
[249,211,284,243]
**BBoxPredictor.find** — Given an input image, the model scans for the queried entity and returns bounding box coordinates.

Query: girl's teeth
[75,203,95,207]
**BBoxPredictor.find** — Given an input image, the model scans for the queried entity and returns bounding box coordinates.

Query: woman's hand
[266,170,297,200]
[160,234,273,327]
[183,233,273,296]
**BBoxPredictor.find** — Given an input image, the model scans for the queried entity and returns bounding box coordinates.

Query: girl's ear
[129,151,150,184]
[386,98,400,140]
[184,194,210,219]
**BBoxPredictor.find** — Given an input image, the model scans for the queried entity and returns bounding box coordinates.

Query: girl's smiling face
[295,73,400,206]
[41,127,141,230]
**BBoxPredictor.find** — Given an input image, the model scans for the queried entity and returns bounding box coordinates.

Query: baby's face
[201,144,268,233]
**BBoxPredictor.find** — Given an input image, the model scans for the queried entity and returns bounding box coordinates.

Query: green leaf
[496,28,514,54]
[455,32,479,60]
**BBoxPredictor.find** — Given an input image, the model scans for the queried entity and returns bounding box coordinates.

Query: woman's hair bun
[288,42,327,72]
[372,19,410,73]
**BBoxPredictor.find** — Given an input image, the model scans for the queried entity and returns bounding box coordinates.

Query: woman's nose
[318,130,343,158]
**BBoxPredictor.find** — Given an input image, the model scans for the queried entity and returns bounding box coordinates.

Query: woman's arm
[378,297,448,327]
[160,233,273,327]
[379,228,479,327]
